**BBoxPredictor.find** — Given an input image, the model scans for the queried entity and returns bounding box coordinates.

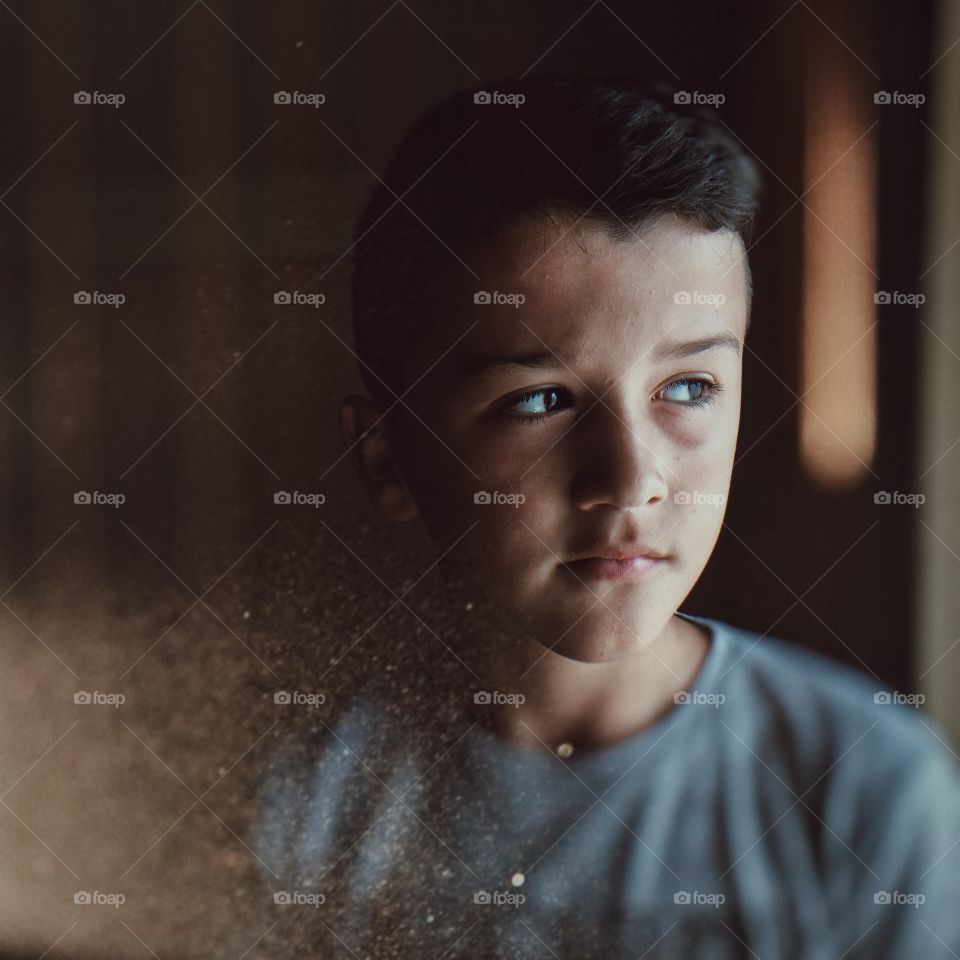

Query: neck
[466,613,711,754]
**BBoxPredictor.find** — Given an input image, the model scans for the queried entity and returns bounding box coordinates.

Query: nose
[570,399,669,511]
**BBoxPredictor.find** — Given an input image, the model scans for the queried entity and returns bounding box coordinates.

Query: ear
[339,395,418,522]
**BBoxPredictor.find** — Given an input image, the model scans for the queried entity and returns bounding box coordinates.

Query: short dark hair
[351,73,762,415]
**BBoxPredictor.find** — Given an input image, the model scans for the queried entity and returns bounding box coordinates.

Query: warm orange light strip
[799,59,878,490]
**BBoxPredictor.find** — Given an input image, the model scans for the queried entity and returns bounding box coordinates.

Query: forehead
[445,215,748,381]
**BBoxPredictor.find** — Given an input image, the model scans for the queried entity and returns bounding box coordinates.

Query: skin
[340,213,749,753]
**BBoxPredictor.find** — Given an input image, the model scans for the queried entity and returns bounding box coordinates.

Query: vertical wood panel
[170,0,254,587]
[24,5,99,593]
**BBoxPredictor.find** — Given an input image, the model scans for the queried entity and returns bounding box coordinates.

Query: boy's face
[350,214,748,663]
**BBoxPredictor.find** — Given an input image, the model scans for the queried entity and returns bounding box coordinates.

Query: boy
[255,75,960,958]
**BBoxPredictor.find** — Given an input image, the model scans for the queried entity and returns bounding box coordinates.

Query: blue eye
[502,387,568,425]
[657,377,720,408]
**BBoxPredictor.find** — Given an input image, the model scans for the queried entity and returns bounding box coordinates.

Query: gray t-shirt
[251,612,960,958]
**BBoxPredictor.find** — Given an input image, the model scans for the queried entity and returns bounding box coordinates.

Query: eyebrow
[461,333,742,380]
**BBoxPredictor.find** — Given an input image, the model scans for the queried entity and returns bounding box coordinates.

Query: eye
[500,386,571,425]
[655,377,721,408]
[499,376,721,426]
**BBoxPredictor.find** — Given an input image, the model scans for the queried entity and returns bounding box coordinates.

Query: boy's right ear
[339,395,419,522]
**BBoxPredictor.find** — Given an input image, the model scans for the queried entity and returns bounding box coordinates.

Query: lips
[562,550,668,581]
[567,544,669,562]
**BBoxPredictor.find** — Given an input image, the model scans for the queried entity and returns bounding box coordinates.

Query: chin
[538,625,659,664]
[546,643,635,664]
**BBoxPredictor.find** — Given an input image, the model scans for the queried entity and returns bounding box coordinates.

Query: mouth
[561,555,668,581]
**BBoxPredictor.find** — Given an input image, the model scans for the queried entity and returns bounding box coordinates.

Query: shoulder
[693,615,960,922]
[690,614,960,792]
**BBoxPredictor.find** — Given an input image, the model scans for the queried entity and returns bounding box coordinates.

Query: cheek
[669,439,734,548]
[674,442,734,491]
[414,457,549,557]
[669,407,739,479]
[440,487,565,596]
[471,493,551,555]
[396,423,488,515]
